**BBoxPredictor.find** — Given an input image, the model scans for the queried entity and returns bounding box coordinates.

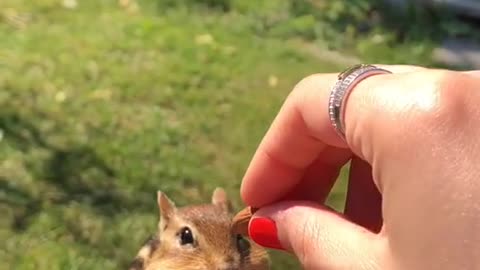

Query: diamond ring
[328,64,392,140]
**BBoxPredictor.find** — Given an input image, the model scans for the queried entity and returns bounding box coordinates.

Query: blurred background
[1,0,479,269]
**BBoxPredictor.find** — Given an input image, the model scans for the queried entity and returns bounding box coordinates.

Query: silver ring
[328,64,392,140]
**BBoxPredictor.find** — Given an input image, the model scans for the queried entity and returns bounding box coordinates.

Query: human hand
[240,65,480,270]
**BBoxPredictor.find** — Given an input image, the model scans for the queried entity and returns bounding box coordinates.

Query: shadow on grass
[0,176,41,230]
[0,109,153,232]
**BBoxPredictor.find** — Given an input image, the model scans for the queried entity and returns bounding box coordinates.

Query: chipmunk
[128,187,270,270]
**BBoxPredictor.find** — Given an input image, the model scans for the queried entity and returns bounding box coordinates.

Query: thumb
[248,201,384,270]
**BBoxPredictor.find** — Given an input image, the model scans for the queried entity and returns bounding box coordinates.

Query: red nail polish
[249,217,284,250]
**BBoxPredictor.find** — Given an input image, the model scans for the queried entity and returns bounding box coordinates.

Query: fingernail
[249,217,284,250]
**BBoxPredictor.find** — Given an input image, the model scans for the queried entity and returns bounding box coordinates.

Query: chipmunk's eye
[178,226,194,245]
[236,234,250,254]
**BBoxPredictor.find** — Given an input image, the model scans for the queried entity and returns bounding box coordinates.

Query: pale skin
[240,65,480,270]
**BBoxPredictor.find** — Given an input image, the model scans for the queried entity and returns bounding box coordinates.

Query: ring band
[328,64,392,140]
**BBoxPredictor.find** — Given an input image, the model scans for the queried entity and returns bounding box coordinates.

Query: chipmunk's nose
[215,256,236,270]
[216,266,236,270]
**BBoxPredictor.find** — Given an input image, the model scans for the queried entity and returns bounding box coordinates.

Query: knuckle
[291,74,321,100]
[283,74,318,109]
[293,74,320,91]
[407,70,470,132]
[292,73,334,97]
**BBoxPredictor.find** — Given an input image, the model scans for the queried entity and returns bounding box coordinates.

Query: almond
[232,206,258,236]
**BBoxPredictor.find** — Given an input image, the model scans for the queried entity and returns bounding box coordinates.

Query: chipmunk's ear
[157,190,176,230]
[212,187,233,213]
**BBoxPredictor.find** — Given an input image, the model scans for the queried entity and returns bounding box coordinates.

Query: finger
[280,146,352,203]
[344,157,383,233]
[240,83,348,206]
[241,64,422,207]
[248,201,384,270]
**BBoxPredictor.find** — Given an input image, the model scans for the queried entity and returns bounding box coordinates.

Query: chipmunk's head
[128,188,270,270]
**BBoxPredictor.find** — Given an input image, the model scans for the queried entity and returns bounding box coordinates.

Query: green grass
[0,0,467,269]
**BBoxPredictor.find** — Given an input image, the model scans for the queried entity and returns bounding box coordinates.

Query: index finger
[240,65,424,207]
[240,73,346,207]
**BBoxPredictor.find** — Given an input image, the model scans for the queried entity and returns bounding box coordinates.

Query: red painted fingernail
[249,217,284,250]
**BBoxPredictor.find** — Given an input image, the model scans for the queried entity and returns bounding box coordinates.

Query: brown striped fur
[128,188,270,270]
